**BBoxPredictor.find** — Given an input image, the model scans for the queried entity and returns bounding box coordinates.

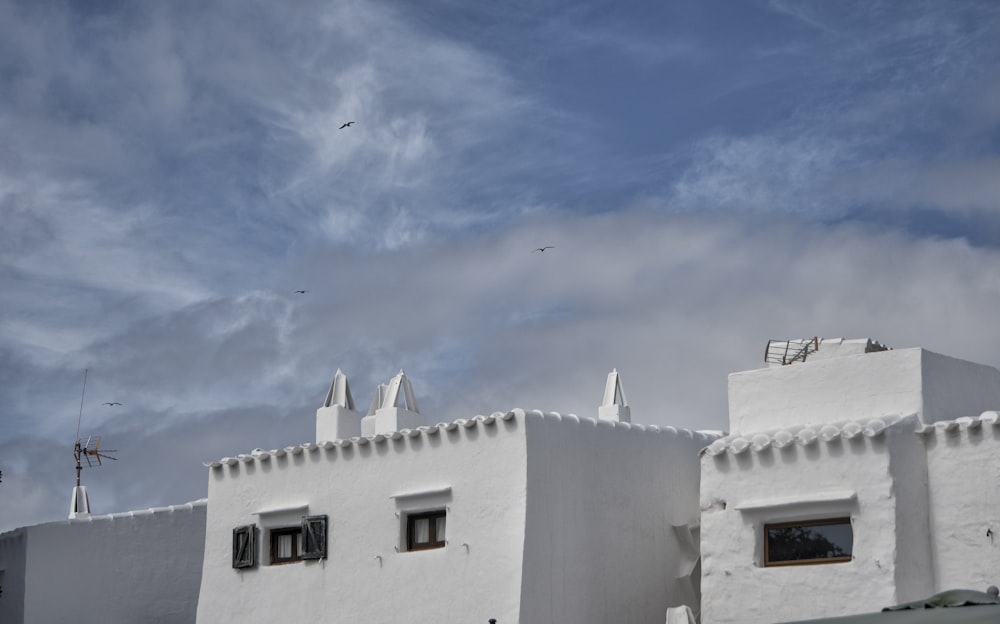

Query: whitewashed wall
[197,414,531,624]
[924,414,1000,592]
[920,353,1000,425]
[700,417,932,624]
[197,410,715,624]
[520,413,711,624]
[0,500,206,624]
[728,349,1000,434]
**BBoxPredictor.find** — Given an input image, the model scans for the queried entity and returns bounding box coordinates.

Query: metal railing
[765,337,819,366]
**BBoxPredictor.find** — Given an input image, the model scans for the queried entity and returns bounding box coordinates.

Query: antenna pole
[76,369,88,443]
[75,369,88,487]
[75,441,82,487]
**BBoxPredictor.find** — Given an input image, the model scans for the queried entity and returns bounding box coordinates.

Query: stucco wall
[920,353,1000,424]
[519,414,710,624]
[14,500,206,624]
[729,350,1000,434]
[196,414,530,624]
[924,418,1000,591]
[729,349,925,433]
[700,418,931,624]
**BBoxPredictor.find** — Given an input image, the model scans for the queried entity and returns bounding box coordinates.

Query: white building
[3,339,1000,624]
[701,339,1000,624]
[196,370,715,624]
[0,500,206,624]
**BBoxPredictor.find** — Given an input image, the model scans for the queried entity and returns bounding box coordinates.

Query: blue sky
[2,0,1000,532]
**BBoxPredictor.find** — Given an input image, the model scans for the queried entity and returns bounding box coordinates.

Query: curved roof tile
[703,414,914,457]
[65,499,208,523]
[205,408,722,470]
[918,411,1000,436]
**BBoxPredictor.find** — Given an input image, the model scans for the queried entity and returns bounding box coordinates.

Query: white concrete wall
[700,418,932,624]
[0,528,27,624]
[196,415,530,624]
[729,349,924,434]
[924,416,1000,591]
[728,349,1000,434]
[519,414,712,624]
[5,500,206,624]
[197,411,714,624]
[921,352,1000,424]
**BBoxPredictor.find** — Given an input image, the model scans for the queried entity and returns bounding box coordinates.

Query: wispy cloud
[3,0,1000,535]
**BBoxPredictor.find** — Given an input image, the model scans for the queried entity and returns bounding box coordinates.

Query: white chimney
[598,368,631,423]
[361,370,424,435]
[316,369,360,441]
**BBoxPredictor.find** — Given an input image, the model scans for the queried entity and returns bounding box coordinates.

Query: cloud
[6,203,1000,534]
[669,133,861,216]
[3,0,1000,539]
[5,210,1000,533]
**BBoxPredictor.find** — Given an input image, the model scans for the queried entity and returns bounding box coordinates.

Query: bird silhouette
[102,402,122,407]
[294,290,309,294]
[339,122,354,129]
[532,246,554,253]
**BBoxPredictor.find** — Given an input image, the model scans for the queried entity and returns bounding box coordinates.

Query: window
[406,509,446,551]
[301,515,328,560]
[232,524,257,569]
[764,517,853,566]
[267,515,328,565]
[270,526,303,564]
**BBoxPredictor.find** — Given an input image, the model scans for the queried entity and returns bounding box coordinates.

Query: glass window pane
[435,515,446,542]
[278,533,293,558]
[766,519,852,564]
[414,518,429,543]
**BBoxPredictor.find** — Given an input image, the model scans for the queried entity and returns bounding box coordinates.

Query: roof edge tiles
[917,410,1000,437]
[62,498,208,524]
[203,409,721,470]
[702,414,916,457]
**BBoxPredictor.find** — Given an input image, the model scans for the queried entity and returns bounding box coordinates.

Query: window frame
[763,516,853,567]
[232,524,257,569]
[406,509,447,552]
[269,526,304,565]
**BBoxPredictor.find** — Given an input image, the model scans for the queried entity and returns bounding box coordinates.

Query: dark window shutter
[301,515,328,560]
[232,524,257,569]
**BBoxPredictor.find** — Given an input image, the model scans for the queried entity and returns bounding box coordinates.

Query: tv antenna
[73,369,117,488]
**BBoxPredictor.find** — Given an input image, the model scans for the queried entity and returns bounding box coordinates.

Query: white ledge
[734,490,857,512]
[253,503,309,516]
[389,486,452,501]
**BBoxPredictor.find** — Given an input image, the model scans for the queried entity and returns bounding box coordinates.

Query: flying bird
[102,402,122,407]
[532,246,555,253]
[339,122,354,129]
[294,290,309,294]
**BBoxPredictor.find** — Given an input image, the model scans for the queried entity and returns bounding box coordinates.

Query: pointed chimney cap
[385,370,419,413]
[602,368,629,408]
[322,368,355,410]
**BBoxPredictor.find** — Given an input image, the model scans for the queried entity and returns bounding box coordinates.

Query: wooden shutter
[232,524,257,569]
[301,515,328,560]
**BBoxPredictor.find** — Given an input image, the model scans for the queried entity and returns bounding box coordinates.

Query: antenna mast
[75,369,88,487]
[71,369,117,513]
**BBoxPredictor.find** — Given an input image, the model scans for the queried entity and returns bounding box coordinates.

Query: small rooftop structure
[360,370,423,435]
[731,338,1000,433]
[598,368,631,423]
